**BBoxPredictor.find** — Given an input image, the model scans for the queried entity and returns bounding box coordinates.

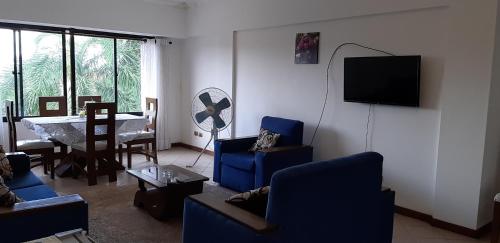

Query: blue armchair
[183,152,395,243]
[214,116,313,192]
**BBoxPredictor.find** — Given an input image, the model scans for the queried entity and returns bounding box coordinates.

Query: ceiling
[142,0,200,8]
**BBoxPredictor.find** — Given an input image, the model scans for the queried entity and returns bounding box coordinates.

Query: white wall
[0,0,186,38]
[235,7,446,216]
[180,32,234,149]
[182,0,500,230]
[479,0,500,228]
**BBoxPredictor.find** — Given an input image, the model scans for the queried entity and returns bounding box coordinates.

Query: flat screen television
[344,55,421,107]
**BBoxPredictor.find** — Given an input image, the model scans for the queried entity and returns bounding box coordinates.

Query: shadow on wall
[305,55,445,162]
[307,123,346,161]
[420,56,445,110]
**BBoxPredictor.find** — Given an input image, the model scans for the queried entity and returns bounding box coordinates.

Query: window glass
[0,29,15,115]
[74,36,115,110]
[117,39,142,113]
[21,30,64,116]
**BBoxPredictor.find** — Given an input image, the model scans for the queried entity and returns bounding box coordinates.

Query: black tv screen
[344,55,421,107]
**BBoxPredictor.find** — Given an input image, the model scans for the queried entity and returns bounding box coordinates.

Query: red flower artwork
[295,32,320,64]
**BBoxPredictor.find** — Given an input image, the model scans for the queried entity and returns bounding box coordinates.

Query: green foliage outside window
[0,33,141,116]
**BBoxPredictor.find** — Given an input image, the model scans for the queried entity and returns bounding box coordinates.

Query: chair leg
[492,198,500,243]
[127,144,132,169]
[71,153,79,179]
[152,141,158,164]
[107,155,117,183]
[61,145,68,156]
[87,158,97,186]
[43,157,48,175]
[118,144,123,166]
[45,152,55,180]
[145,143,151,161]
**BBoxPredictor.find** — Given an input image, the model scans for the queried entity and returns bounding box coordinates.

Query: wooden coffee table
[127,164,209,220]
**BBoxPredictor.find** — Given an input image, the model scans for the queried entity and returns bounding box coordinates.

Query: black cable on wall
[309,42,395,149]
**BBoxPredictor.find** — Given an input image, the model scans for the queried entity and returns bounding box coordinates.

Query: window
[117,39,142,113]
[21,31,64,116]
[0,23,149,118]
[0,28,15,116]
[74,36,115,104]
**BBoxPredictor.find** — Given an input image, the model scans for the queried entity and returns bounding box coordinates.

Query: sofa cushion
[249,128,280,152]
[221,152,255,171]
[0,147,13,180]
[221,165,255,192]
[0,176,21,207]
[13,185,58,201]
[226,186,270,217]
[5,171,44,190]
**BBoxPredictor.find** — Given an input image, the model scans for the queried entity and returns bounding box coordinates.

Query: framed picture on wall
[295,32,320,64]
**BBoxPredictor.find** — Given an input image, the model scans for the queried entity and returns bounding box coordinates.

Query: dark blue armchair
[214,116,313,192]
[183,152,395,243]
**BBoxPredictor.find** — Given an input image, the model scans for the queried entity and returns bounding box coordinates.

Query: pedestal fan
[187,87,233,168]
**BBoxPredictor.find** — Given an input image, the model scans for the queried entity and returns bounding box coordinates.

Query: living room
[0,0,499,242]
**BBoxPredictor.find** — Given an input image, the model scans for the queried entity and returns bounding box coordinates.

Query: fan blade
[199,92,213,107]
[214,98,231,112]
[195,111,210,124]
[213,115,226,129]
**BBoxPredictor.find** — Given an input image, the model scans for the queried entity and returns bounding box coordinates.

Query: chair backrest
[78,96,102,114]
[145,97,157,135]
[5,100,17,152]
[260,116,303,146]
[265,152,384,243]
[85,103,115,154]
[39,96,67,117]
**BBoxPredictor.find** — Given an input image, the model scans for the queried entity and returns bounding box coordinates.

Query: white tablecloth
[21,114,148,146]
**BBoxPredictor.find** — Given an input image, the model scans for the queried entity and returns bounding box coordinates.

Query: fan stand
[187,124,218,168]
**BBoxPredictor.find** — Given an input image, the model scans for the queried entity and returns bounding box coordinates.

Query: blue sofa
[183,152,395,243]
[214,116,313,192]
[0,152,88,243]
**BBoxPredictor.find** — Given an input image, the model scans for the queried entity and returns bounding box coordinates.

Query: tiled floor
[34,147,491,243]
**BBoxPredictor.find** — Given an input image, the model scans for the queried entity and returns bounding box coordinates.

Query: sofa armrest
[188,193,276,233]
[215,136,258,153]
[6,152,31,174]
[379,188,395,243]
[259,145,309,153]
[0,194,88,243]
[254,145,313,188]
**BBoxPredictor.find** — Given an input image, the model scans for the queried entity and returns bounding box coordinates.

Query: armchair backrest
[265,152,384,243]
[260,116,303,146]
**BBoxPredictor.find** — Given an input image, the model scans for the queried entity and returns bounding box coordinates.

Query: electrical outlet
[194,131,199,136]
[198,132,203,137]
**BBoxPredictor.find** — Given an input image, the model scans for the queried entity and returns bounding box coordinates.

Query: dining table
[21,114,149,177]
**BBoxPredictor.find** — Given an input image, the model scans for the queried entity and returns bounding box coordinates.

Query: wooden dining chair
[78,96,102,114]
[72,102,117,186]
[39,96,67,117]
[38,96,69,160]
[118,97,158,169]
[5,100,56,179]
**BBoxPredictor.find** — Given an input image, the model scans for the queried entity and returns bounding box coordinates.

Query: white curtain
[0,102,5,149]
[141,38,172,150]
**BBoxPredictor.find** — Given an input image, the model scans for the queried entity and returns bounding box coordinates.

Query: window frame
[0,22,151,120]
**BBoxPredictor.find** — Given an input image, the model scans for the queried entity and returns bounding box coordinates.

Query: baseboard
[395,206,491,238]
[172,143,215,156]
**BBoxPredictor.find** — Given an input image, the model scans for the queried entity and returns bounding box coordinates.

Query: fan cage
[191,87,233,132]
